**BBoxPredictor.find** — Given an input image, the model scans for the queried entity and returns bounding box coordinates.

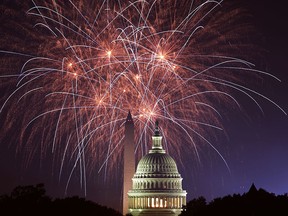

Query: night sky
[0,0,287,212]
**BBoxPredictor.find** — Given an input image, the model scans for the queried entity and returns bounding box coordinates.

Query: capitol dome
[135,152,180,177]
[128,121,187,216]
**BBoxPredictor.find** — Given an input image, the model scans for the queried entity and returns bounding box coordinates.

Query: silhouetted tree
[181,196,207,216]
[0,183,122,216]
[181,183,288,216]
[52,196,122,216]
[0,183,52,215]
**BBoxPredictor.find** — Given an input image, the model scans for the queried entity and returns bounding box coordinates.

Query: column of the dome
[137,197,140,209]
[139,197,141,208]
[140,197,142,208]
[148,197,150,208]
[129,196,132,209]
[133,197,135,209]
[173,197,176,208]
[182,196,186,207]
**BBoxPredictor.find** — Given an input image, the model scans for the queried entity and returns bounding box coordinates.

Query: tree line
[180,183,288,216]
[1,183,288,215]
[0,183,122,216]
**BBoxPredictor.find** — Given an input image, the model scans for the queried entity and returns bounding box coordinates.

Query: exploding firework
[0,0,285,195]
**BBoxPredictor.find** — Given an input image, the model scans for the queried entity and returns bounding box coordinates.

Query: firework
[0,0,285,194]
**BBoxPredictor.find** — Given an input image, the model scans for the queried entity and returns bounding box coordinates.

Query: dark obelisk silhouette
[122,111,135,215]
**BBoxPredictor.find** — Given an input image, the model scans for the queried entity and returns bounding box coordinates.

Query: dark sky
[220,0,288,199]
[234,0,288,195]
[0,0,287,212]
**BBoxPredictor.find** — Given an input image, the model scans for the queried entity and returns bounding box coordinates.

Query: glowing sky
[0,0,287,212]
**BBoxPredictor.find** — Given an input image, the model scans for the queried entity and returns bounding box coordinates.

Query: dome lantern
[150,120,165,153]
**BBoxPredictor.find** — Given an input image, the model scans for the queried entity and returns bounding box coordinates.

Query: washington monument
[122,111,135,215]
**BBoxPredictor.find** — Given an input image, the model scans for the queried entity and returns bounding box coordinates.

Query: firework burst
[0,0,285,195]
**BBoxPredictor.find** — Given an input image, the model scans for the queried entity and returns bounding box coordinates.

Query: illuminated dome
[128,121,187,216]
[135,152,180,177]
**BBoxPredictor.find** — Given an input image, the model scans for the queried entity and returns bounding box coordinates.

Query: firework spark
[0,0,285,195]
